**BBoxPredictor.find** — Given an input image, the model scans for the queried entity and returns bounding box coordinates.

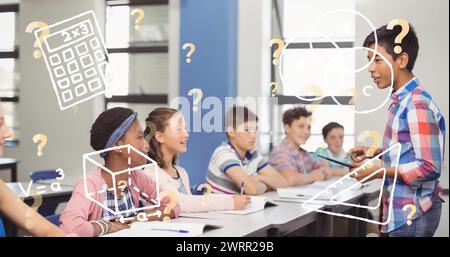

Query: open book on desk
[103,221,222,237]
[217,196,277,215]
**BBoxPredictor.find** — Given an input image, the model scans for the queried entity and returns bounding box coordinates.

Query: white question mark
[182,43,196,63]
[187,88,203,112]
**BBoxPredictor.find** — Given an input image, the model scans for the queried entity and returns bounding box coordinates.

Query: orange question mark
[160,191,178,223]
[268,38,285,65]
[386,19,410,54]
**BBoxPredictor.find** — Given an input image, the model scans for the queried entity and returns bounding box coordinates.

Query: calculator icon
[35,10,118,110]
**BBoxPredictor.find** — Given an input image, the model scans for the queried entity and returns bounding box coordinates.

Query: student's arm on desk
[318,159,348,176]
[226,167,267,195]
[253,165,288,190]
[0,180,66,237]
[278,168,325,186]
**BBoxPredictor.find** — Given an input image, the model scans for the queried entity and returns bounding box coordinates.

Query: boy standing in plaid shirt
[347,23,446,237]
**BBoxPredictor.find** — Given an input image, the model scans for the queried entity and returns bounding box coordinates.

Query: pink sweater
[60,168,180,237]
[144,165,234,213]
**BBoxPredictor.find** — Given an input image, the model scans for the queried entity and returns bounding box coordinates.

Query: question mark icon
[32,133,48,157]
[402,204,416,225]
[197,183,213,207]
[187,88,203,112]
[387,19,410,54]
[182,43,196,63]
[25,21,49,59]
[270,82,278,97]
[298,85,325,123]
[357,130,382,168]
[268,38,285,65]
[22,190,43,229]
[117,180,127,196]
[130,8,145,31]
[160,191,178,223]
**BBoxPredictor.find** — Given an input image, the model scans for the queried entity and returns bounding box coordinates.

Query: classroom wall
[3,0,105,181]
[355,0,449,189]
[237,0,272,154]
[178,0,238,186]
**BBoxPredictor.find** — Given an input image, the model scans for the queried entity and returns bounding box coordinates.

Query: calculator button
[57,78,70,89]
[94,49,105,61]
[88,78,101,91]
[67,60,80,74]
[54,66,66,78]
[70,73,83,84]
[49,54,61,66]
[62,49,75,61]
[75,42,89,56]
[75,84,88,97]
[90,38,100,49]
[62,90,73,102]
[80,54,94,68]
[84,67,97,78]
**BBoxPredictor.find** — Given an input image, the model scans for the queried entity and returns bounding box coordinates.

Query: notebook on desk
[103,221,222,237]
[217,196,277,215]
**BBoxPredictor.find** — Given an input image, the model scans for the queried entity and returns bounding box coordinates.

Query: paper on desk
[217,196,277,215]
[277,187,333,199]
[310,177,362,190]
[103,221,222,237]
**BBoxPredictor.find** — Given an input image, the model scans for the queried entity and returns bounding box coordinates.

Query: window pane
[106,4,169,48]
[303,135,354,153]
[281,48,355,97]
[106,102,168,127]
[0,58,18,97]
[109,52,168,96]
[283,0,355,40]
[278,104,354,134]
[0,12,15,51]
[1,102,19,140]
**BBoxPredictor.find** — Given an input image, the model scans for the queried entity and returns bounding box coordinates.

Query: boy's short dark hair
[363,23,419,71]
[224,105,258,132]
[322,122,344,139]
[282,107,312,126]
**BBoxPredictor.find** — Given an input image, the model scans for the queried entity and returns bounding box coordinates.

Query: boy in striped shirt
[206,106,288,195]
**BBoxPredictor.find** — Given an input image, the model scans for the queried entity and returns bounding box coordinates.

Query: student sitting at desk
[314,122,351,176]
[206,106,288,195]
[60,107,180,237]
[0,104,66,237]
[269,107,332,186]
[143,107,251,212]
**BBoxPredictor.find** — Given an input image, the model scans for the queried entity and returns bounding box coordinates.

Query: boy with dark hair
[206,106,287,195]
[347,23,446,237]
[269,107,332,186]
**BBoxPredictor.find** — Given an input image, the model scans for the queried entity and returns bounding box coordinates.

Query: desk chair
[191,183,208,195]
[0,218,5,237]
[29,170,63,216]
[46,214,61,226]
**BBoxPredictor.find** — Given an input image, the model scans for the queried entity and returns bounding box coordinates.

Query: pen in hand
[240,181,245,195]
